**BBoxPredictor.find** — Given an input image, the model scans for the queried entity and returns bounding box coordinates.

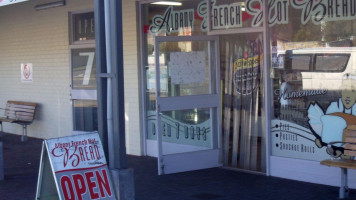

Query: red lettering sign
[60,169,113,200]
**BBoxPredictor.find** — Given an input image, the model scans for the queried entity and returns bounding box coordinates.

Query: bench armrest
[0,108,5,117]
[0,108,18,120]
[325,141,356,160]
[325,141,344,155]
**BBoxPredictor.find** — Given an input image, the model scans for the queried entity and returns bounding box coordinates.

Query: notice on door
[170,51,206,85]
[35,133,116,200]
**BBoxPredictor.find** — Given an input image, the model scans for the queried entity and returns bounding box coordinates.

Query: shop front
[2,0,356,189]
[138,0,356,187]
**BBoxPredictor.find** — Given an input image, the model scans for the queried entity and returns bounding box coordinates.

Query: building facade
[2,0,356,189]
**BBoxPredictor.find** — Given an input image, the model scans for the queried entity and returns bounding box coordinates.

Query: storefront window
[270,1,356,161]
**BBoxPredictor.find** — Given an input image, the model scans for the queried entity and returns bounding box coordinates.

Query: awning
[0,0,28,7]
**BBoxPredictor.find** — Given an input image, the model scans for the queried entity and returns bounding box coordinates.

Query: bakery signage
[149,0,356,34]
[291,0,356,25]
[210,0,243,29]
[35,133,115,200]
[0,0,28,7]
[149,6,195,35]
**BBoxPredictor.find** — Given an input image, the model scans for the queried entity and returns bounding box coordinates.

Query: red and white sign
[21,63,33,83]
[36,133,116,200]
[0,0,28,7]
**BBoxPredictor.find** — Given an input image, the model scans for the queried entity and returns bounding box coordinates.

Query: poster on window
[271,47,356,161]
[170,51,206,85]
[21,63,33,83]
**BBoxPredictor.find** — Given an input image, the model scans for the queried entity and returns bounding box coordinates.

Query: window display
[271,0,356,161]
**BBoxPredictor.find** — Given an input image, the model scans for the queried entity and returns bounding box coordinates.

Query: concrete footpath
[0,133,354,200]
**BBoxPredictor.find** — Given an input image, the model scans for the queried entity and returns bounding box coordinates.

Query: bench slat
[344,150,356,157]
[7,105,36,111]
[0,117,16,123]
[6,108,35,113]
[345,131,356,137]
[345,137,356,143]
[321,159,356,170]
[344,144,356,151]
[5,110,35,117]
[5,114,33,121]
[7,101,37,107]
[6,110,34,116]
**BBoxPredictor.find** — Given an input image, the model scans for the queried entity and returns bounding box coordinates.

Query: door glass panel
[73,100,98,132]
[158,41,214,97]
[160,108,212,154]
[71,48,96,90]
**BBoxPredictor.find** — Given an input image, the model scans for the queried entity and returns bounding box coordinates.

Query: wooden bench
[320,127,356,199]
[0,101,37,142]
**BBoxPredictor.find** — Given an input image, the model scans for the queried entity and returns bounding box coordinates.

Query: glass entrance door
[154,36,221,175]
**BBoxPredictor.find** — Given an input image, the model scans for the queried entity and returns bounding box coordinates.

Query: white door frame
[154,35,222,175]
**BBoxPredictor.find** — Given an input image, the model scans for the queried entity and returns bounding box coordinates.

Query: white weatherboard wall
[0,0,91,139]
[122,0,142,155]
[0,0,142,155]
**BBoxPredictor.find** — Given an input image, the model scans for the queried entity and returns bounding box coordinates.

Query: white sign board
[36,133,116,200]
[170,51,206,85]
[0,0,28,7]
[21,63,33,83]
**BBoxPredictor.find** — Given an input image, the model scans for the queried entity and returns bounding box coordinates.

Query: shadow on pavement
[0,133,347,200]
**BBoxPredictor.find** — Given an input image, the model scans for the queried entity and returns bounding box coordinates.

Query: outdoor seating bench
[320,128,356,199]
[0,101,37,142]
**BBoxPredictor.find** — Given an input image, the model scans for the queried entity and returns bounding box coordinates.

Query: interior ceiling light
[151,1,182,6]
[35,0,65,10]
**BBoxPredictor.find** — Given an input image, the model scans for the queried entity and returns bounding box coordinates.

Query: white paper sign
[21,63,33,83]
[170,51,206,85]
[0,0,28,7]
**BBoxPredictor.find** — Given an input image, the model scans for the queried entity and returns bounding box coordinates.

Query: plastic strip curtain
[222,35,264,171]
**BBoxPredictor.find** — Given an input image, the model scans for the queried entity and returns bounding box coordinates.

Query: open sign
[59,168,113,200]
[36,133,116,200]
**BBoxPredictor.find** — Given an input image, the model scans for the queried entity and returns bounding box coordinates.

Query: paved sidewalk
[0,133,353,200]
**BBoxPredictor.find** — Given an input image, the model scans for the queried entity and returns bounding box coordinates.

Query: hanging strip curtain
[222,35,265,172]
